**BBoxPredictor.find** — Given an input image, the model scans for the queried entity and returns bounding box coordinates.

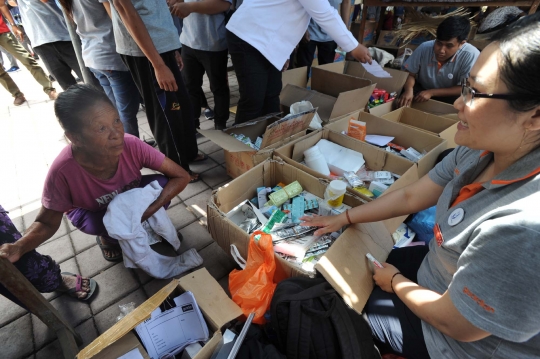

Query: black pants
[364,246,431,359]
[296,40,337,76]
[33,41,82,90]
[181,45,230,129]
[122,51,198,173]
[227,30,281,124]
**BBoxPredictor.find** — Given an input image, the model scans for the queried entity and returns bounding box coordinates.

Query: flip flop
[189,173,201,184]
[95,236,123,262]
[190,153,208,163]
[59,272,97,301]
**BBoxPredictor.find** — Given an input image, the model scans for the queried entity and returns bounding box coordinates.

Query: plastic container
[304,146,330,176]
[324,180,347,208]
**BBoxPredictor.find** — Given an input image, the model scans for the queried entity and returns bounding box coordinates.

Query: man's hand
[281,59,290,72]
[11,25,24,42]
[0,243,23,263]
[414,90,432,103]
[154,63,178,92]
[398,88,414,108]
[301,31,310,44]
[170,2,193,18]
[350,44,372,64]
[175,50,184,71]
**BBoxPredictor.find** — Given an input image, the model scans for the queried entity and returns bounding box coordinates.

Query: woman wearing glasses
[302,13,540,359]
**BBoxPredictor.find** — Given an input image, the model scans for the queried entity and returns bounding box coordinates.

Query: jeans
[296,40,337,78]
[226,30,282,124]
[0,45,17,68]
[89,68,141,137]
[33,41,83,90]
[181,45,230,129]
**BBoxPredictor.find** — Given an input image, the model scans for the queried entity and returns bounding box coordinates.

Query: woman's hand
[300,214,347,236]
[373,263,401,293]
[174,50,184,71]
[154,63,178,92]
[350,44,372,64]
[0,243,24,263]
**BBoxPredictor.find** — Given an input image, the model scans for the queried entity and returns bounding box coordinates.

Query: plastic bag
[229,231,277,324]
[406,206,436,244]
[390,47,413,69]
[290,101,322,130]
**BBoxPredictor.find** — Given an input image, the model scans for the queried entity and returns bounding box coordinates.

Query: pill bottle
[324,180,347,208]
[304,145,330,175]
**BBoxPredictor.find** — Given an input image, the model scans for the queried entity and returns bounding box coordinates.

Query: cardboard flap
[311,67,373,98]
[282,66,308,89]
[344,62,409,95]
[260,109,315,149]
[329,84,376,121]
[383,108,457,134]
[412,100,458,116]
[179,268,243,330]
[199,128,255,153]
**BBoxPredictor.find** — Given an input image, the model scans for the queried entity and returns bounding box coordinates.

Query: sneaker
[48,90,58,101]
[143,137,157,147]
[204,108,215,120]
[6,66,20,73]
[13,94,26,106]
[49,75,56,82]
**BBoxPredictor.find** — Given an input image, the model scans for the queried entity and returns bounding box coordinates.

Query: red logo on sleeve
[434,223,444,246]
[463,287,495,313]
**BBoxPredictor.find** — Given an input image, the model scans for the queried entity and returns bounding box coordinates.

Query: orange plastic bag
[229,231,277,324]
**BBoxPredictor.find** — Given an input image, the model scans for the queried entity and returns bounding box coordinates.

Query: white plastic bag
[290,101,322,130]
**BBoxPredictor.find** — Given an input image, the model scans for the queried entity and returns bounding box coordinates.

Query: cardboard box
[199,110,315,178]
[77,268,243,359]
[381,107,458,148]
[325,111,447,177]
[207,159,395,280]
[369,98,459,119]
[273,128,418,222]
[282,66,308,89]
[280,67,376,124]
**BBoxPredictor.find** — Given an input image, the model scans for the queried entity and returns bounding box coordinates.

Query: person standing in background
[170,0,231,130]
[0,45,19,71]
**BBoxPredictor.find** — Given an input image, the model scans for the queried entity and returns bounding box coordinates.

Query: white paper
[365,135,394,147]
[135,292,209,359]
[118,348,145,359]
[361,60,392,78]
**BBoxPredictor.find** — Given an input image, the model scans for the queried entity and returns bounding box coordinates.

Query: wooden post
[530,0,540,13]
[0,257,82,358]
[358,4,368,44]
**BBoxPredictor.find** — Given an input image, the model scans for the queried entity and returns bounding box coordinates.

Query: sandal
[95,236,123,262]
[59,272,97,301]
[189,172,201,184]
[190,153,208,163]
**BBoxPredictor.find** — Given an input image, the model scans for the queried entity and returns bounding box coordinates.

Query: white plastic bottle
[304,146,330,175]
[324,180,347,208]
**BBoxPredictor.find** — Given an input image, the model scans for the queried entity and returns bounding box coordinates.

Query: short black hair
[437,16,471,42]
[54,84,114,134]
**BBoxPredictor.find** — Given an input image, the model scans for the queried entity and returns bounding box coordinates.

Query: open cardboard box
[199,110,315,178]
[77,268,243,359]
[382,107,459,148]
[282,66,309,89]
[315,61,409,116]
[207,159,368,280]
[273,128,418,222]
[280,67,376,124]
[326,111,447,177]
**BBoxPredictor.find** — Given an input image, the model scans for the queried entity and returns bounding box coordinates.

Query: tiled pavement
[0,65,240,358]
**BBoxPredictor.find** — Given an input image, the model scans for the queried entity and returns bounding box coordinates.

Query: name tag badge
[448,73,454,79]
[448,208,464,226]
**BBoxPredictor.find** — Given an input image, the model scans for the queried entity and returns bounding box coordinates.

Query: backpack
[270,277,381,359]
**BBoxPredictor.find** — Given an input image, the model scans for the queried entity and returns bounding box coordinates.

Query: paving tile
[198,242,236,280]
[90,263,140,313]
[166,203,197,230]
[201,166,230,188]
[209,149,225,164]
[70,229,97,254]
[32,292,92,349]
[94,289,147,334]
[36,234,74,264]
[0,293,26,327]
[179,180,210,201]
[143,278,174,298]
[199,120,215,131]
[22,207,40,231]
[76,244,116,278]
[75,318,99,347]
[197,133,210,144]
[0,315,33,359]
[169,195,182,208]
[189,157,219,174]
[66,216,77,232]
[198,140,222,155]
[42,257,79,301]
[177,221,214,254]
[132,268,153,285]
[184,189,212,219]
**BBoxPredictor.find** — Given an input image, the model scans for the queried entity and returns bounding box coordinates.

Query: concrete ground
[0,62,239,358]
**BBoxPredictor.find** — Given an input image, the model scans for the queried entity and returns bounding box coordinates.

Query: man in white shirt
[226,0,371,124]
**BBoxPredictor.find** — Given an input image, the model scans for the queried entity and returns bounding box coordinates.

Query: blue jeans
[89,68,141,137]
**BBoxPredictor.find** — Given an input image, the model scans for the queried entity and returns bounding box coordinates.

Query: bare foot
[60,274,90,299]
[100,236,122,259]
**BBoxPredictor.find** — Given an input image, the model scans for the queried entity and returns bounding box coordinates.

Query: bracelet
[390,272,402,293]
[345,209,352,225]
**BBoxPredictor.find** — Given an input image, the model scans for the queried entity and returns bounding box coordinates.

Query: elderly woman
[2,85,190,265]
[302,13,540,359]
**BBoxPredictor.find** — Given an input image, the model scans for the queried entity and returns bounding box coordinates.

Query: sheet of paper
[118,348,145,359]
[135,292,209,359]
[361,60,392,78]
[365,135,395,147]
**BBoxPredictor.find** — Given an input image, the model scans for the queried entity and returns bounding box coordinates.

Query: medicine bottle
[304,146,330,175]
[325,180,347,208]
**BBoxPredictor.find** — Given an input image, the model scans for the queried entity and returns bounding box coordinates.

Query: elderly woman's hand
[0,243,23,263]
[373,263,401,293]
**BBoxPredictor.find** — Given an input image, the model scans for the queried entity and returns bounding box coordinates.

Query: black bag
[235,324,286,359]
[270,277,381,359]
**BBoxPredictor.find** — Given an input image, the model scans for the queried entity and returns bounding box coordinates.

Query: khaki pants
[0,32,54,98]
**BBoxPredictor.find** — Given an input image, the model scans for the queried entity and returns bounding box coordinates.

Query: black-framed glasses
[461,78,522,107]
